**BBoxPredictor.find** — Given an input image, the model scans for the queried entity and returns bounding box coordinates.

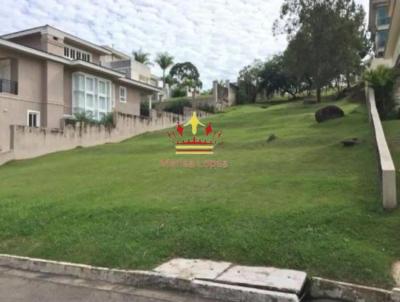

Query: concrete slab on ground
[154,258,306,296]
[215,265,307,294]
[154,258,232,280]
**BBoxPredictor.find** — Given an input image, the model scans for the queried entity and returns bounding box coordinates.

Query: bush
[171,87,187,98]
[140,101,150,117]
[197,103,215,113]
[70,111,115,134]
[74,111,92,125]
[164,99,192,115]
[100,112,115,129]
[364,65,398,119]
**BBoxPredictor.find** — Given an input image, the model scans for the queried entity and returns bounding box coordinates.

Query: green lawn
[0,99,399,288]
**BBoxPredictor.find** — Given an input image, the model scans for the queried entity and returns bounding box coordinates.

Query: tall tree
[237,60,264,103]
[169,62,202,107]
[259,55,309,99]
[133,49,151,66]
[274,0,366,102]
[155,52,174,88]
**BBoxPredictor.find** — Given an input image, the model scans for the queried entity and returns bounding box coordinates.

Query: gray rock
[315,106,345,123]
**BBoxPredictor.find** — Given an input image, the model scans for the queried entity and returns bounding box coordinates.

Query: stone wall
[0,110,183,165]
[0,151,15,166]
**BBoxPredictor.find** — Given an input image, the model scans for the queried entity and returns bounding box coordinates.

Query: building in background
[0,25,161,152]
[369,0,400,67]
[369,0,400,103]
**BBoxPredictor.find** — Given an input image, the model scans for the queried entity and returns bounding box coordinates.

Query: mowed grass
[0,99,399,288]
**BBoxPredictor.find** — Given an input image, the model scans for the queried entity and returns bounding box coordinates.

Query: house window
[119,86,127,103]
[376,6,390,27]
[27,110,40,127]
[72,72,112,120]
[377,30,389,49]
[0,59,11,81]
[64,45,91,62]
[0,58,18,94]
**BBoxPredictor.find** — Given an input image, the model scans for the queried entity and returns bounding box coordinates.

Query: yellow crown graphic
[167,112,222,155]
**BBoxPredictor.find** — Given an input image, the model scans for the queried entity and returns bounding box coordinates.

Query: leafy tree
[334,3,369,88]
[259,55,309,99]
[155,52,174,88]
[171,87,187,98]
[169,62,202,105]
[237,60,264,103]
[133,49,152,66]
[274,0,366,102]
[237,56,308,103]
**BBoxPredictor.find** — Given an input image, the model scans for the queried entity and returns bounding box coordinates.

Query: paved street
[0,266,219,302]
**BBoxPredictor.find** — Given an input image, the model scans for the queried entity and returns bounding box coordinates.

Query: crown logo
[167,112,222,155]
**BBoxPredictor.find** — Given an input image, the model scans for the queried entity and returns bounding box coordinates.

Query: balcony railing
[0,79,18,95]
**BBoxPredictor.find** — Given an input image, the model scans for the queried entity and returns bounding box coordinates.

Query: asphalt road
[0,265,219,302]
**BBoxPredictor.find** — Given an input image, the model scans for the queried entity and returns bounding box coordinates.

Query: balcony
[0,79,18,94]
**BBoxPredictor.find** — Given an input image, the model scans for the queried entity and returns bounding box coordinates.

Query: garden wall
[0,110,183,164]
[366,87,397,209]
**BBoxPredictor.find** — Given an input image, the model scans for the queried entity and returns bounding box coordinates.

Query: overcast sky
[0,0,369,88]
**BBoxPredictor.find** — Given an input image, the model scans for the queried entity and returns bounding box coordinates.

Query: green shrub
[74,112,92,125]
[100,112,115,129]
[364,65,398,119]
[198,103,215,113]
[171,87,187,98]
[164,99,192,115]
[140,101,150,117]
[71,112,115,128]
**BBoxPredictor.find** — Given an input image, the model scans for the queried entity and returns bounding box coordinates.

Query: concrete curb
[309,277,393,302]
[2,254,395,302]
[0,254,299,302]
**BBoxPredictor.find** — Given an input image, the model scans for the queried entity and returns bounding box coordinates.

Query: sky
[0,0,369,89]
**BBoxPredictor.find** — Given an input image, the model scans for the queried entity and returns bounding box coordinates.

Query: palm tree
[155,52,174,88]
[132,49,151,66]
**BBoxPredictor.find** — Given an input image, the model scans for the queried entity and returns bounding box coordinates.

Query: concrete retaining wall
[0,110,183,165]
[0,150,15,166]
[366,87,397,209]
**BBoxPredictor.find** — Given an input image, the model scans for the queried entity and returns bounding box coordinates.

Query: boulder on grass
[315,105,345,123]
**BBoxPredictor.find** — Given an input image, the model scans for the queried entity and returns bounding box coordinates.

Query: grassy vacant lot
[0,99,399,288]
